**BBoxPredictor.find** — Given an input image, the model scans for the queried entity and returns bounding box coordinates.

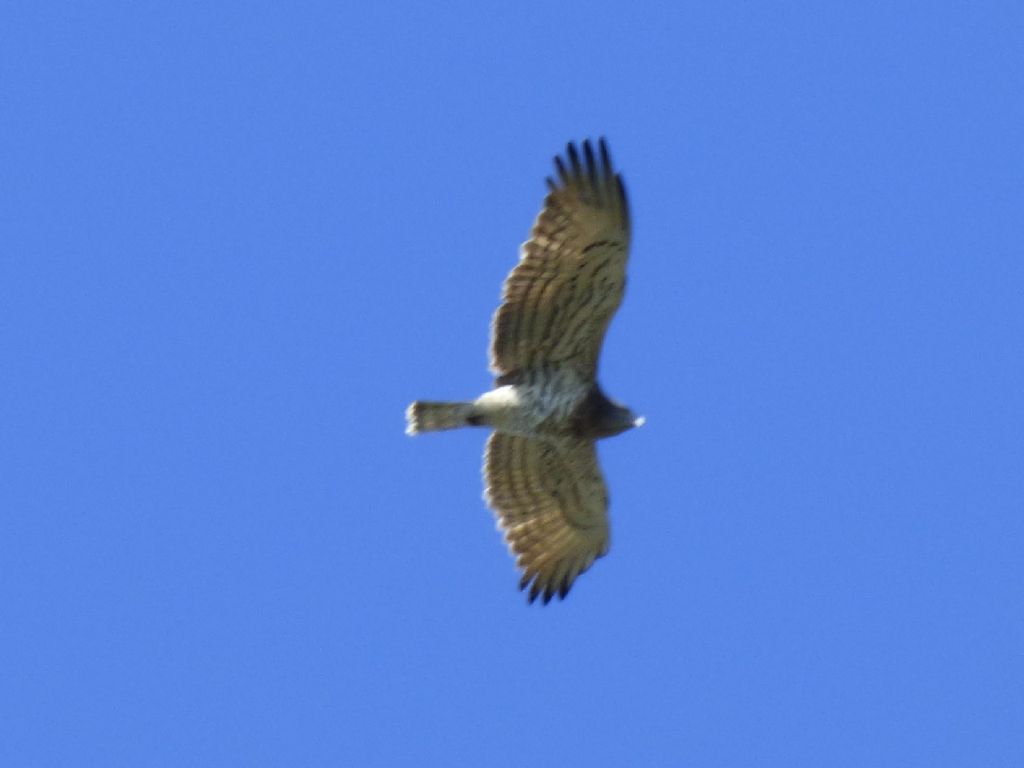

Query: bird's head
[588,393,644,438]
[611,403,645,436]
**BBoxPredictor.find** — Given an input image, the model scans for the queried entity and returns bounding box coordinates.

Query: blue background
[3,3,1023,765]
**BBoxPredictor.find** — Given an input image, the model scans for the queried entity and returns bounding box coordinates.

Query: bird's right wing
[483,432,610,603]
[490,139,630,381]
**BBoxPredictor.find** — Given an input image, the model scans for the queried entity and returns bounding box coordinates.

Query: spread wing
[484,432,611,604]
[490,139,631,380]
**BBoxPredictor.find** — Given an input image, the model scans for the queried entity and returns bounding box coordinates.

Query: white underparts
[473,371,589,436]
[473,386,522,431]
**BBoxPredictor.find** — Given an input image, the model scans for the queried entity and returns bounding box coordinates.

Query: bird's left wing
[484,432,610,603]
[490,139,630,381]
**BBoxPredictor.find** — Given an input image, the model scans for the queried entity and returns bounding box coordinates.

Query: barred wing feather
[484,432,610,603]
[490,139,630,380]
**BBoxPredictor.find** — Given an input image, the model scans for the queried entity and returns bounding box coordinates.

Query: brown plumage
[491,139,630,379]
[406,139,641,603]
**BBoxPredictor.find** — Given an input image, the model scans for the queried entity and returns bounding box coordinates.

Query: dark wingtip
[559,579,572,600]
[528,581,542,604]
[583,139,598,191]
[566,142,581,178]
[599,137,612,177]
[554,155,569,187]
[519,572,575,604]
[542,577,560,604]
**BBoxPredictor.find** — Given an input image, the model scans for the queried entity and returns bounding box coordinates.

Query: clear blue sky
[3,3,1023,766]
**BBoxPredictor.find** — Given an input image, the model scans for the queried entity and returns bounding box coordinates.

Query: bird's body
[409,372,635,440]
[406,139,640,603]
[481,367,591,436]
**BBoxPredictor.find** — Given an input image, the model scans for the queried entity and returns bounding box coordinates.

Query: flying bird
[406,139,641,603]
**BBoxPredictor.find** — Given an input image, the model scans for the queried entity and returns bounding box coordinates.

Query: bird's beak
[633,415,646,427]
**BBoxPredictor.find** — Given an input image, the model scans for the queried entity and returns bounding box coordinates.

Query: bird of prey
[406,139,642,604]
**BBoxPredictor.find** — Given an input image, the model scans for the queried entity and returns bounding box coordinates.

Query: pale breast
[479,366,590,437]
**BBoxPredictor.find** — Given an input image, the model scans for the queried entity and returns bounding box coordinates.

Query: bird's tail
[405,401,478,435]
